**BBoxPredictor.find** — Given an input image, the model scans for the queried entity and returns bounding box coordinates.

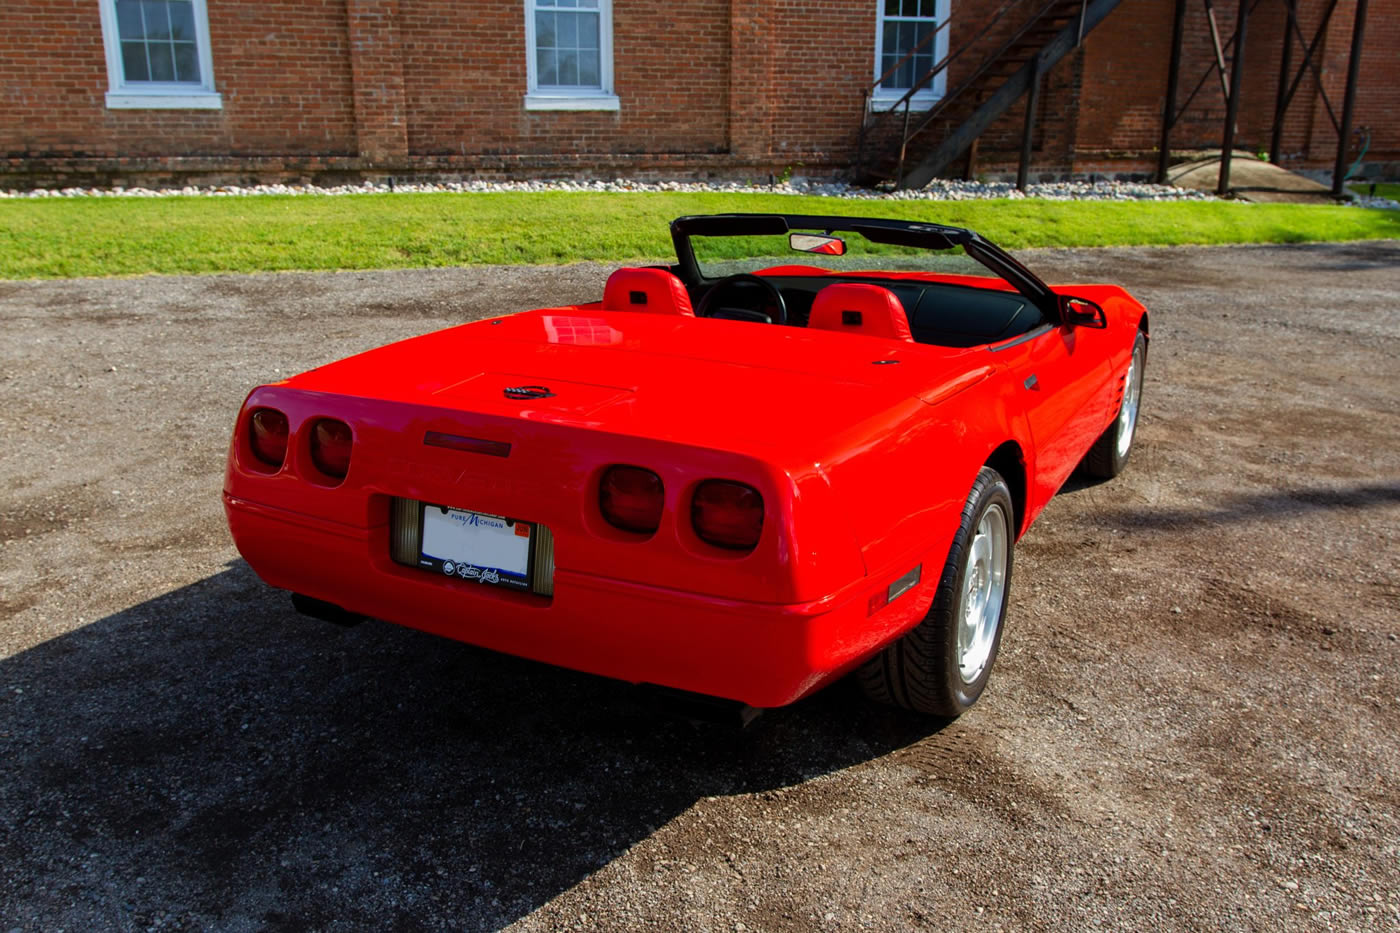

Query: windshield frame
[669,213,1058,321]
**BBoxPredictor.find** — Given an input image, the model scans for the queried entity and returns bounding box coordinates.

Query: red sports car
[224,214,1148,716]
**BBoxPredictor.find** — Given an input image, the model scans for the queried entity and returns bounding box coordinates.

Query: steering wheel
[694,273,788,325]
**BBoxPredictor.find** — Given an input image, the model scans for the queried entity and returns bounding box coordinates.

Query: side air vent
[531,524,556,597]
[390,496,421,565]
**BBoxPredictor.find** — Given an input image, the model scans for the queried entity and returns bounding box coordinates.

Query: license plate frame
[411,502,537,593]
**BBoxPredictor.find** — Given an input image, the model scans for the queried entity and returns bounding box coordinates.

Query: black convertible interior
[600,265,1049,350]
[692,274,1048,349]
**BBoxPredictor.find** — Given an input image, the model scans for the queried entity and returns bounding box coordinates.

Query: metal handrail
[857,0,1079,180]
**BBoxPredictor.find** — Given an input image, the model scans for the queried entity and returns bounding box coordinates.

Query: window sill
[524,93,620,112]
[106,91,223,110]
[869,93,940,113]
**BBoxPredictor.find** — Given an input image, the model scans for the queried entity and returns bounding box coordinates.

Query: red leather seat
[603,268,695,317]
[807,283,914,341]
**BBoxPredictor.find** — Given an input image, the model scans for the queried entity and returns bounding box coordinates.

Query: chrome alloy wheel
[957,502,1009,684]
[1116,343,1145,459]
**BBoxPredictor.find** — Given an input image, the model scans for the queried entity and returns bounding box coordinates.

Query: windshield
[690,234,997,280]
[687,231,999,282]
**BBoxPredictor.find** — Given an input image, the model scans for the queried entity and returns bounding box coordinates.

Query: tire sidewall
[937,470,1015,713]
[1111,332,1149,473]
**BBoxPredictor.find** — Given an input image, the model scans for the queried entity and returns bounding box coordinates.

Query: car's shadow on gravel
[0,562,942,931]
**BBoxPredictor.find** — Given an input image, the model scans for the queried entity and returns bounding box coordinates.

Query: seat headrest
[807,283,913,341]
[603,267,695,317]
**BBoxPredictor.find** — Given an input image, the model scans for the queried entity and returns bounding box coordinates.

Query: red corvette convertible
[224,214,1148,716]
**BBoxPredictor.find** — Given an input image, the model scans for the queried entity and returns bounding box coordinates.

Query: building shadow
[0,562,942,931]
[1088,481,1400,532]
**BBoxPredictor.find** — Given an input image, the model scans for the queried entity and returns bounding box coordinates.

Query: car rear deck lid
[436,372,634,418]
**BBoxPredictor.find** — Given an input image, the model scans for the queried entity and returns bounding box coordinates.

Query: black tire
[857,467,1015,717]
[1082,331,1147,479]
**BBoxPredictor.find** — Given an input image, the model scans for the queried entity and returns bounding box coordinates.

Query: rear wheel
[1082,331,1147,479]
[858,467,1014,717]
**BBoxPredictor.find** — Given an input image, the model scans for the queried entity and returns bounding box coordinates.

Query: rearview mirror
[1060,296,1107,328]
[789,233,846,256]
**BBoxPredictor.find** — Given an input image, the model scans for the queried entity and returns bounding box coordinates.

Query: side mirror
[1059,296,1107,329]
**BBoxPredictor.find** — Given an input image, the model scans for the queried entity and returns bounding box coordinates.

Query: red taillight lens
[599,465,664,534]
[248,408,289,468]
[692,480,763,551]
[310,418,353,479]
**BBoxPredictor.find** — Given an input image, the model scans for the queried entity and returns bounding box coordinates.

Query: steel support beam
[1216,0,1250,196]
[1269,0,1297,164]
[1157,0,1188,183]
[1018,56,1044,190]
[1331,0,1369,196]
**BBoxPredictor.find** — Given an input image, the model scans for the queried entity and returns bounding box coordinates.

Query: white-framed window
[872,0,949,111]
[524,0,618,111]
[98,0,221,109]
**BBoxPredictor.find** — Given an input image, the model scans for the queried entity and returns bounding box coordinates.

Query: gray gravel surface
[1,242,1398,931]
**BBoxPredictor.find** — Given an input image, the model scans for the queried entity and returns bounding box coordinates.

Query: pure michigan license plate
[417,504,534,593]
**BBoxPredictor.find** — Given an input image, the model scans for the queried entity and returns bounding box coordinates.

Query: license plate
[415,504,535,592]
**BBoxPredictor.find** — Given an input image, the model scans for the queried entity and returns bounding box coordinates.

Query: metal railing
[855,0,1086,186]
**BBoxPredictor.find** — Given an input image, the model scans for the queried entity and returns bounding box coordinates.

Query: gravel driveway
[1,242,1397,931]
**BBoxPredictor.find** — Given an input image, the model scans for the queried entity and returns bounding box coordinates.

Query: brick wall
[0,0,358,163]
[0,0,1393,187]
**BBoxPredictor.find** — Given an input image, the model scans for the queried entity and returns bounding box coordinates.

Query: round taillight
[310,418,353,479]
[248,408,289,468]
[692,480,763,551]
[599,465,664,534]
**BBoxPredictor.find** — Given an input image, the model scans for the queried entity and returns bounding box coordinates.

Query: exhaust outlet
[291,593,368,628]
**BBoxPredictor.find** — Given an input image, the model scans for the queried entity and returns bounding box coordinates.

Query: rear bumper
[225,493,932,707]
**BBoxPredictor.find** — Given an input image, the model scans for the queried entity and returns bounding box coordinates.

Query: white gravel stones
[1350,193,1400,210]
[0,176,1221,202]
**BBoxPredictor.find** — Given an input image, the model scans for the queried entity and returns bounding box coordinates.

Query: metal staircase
[854,0,1124,188]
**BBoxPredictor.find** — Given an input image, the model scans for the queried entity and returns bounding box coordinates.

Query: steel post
[1217,0,1250,196]
[1157,0,1188,183]
[1331,0,1370,197]
[1270,0,1297,164]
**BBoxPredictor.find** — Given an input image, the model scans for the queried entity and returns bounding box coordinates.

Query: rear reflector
[310,418,353,479]
[692,480,763,551]
[248,408,289,468]
[599,465,665,534]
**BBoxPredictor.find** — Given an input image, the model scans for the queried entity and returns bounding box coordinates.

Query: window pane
[538,48,558,85]
[167,1,195,41]
[559,49,578,85]
[148,41,175,80]
[578,49,599,86]
[558,12,577,49]
[884,0,900,15]
[142,1,171,40]
[901,0,919,16]
[580,14,599,50]
[116,0,144,39]
[554,0,577,7]
[578,0,599,7]
[535,11,555,47]
[121,40,150,81]
[882,21,898,53]
[919,0,935,16]
[173,41,200,81]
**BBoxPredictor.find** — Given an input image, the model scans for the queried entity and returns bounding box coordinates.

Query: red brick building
[1,0,1394,188]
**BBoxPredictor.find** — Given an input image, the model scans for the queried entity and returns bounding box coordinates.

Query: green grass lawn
[1349,181,1400,201]
[2,191,1397,279]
